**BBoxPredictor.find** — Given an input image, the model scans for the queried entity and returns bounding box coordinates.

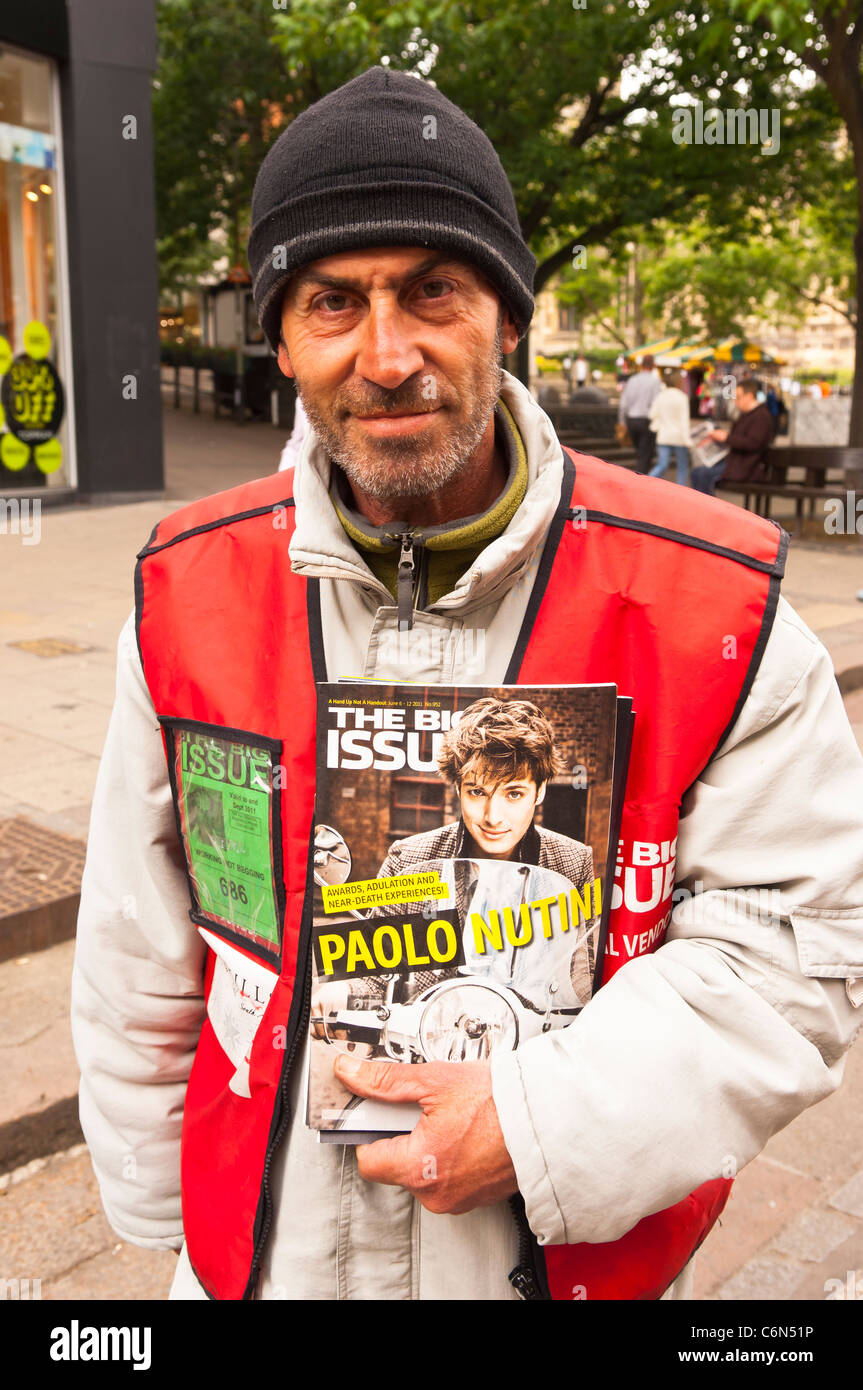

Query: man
[691,378,773,495]
[618,353,661,472]
[72,66,863,1303]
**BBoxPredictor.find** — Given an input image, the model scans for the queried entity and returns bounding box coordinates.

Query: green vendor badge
[161,719,285,964]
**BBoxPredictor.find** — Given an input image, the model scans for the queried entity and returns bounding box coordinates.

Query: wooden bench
[546,404,619,439]
[716,446,863,533]
[556,433,638,468]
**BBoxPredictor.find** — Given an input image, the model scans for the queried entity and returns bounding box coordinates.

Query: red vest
[135,446,787,1300]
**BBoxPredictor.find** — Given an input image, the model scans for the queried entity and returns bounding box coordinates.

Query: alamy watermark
[0,1277,42,1300]
[0,497,41,545]
[672,100,780,156]
[824,492,863,535]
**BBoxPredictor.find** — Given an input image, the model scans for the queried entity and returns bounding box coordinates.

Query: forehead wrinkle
[286,253,465,301]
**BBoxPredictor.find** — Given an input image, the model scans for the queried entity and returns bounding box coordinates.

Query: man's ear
[535,781,547,807]
[500,308,519,357]
[277,334,294,379]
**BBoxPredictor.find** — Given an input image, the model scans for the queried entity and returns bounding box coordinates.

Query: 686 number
[219,876,248,905]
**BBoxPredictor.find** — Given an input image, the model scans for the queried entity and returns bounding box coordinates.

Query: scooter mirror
[312,824,352,886]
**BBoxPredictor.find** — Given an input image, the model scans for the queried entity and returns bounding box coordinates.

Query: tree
[153,0,299,301]
[271,0,828,379]
[152,0,838,390]
[711,0,862,439]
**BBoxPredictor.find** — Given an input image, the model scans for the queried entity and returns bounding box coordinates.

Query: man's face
[277,247,518,499]
[457,764,545,860]
[736,387,756,412]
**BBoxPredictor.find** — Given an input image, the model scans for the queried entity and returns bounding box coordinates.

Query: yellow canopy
[626,336,679,359]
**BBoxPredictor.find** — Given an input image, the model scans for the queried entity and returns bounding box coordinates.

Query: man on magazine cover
[72,65,863,1303]
[377,696,593,888]
[365,695,597,1004]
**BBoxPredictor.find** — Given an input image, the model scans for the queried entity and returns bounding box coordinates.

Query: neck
[343,412,508,527]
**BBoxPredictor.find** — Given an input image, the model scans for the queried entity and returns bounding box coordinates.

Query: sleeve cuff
[491,1047,567,1245]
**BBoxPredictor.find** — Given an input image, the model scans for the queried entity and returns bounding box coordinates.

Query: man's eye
[419,279,451,300]
[317,293,351,312]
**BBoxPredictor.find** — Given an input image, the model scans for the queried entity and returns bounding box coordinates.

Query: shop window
[0,46,71,489]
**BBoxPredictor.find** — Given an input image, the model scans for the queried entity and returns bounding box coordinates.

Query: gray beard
[297,333,505,501]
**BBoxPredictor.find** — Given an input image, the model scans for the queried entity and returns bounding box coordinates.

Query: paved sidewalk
[1,401,861,1301]
[0,1146,176,1300]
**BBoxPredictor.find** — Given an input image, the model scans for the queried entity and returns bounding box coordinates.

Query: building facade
[0,0,163,503]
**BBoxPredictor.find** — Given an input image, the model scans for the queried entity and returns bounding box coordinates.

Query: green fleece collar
[331,396,528,557]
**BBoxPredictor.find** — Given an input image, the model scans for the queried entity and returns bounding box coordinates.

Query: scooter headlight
[418,982,519,1061]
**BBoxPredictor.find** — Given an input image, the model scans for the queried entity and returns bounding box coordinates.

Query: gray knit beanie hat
[247,66,536,353]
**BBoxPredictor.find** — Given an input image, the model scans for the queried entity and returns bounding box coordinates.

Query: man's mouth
[352,408,440,434]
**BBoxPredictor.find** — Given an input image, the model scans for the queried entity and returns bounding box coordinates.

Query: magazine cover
[306,681,630,1141]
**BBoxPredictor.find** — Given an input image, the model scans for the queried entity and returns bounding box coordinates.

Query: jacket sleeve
[70,610,207,1250]
[491,595,863,1246]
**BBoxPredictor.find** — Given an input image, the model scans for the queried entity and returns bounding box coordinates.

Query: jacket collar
[288,369,565,614]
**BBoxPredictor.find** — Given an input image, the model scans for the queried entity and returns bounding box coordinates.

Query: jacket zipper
[245,963,312,1298]
[508,1193,550,1300]
[393,532,427,631]
[397,535,414,631]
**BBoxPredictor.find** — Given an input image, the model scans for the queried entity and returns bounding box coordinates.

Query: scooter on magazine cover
[310,824,599,1067]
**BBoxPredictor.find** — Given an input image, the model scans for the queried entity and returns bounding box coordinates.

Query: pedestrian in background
[648,371,691,485]
[618,353,661,472]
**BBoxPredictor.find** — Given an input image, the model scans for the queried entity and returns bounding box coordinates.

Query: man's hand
[709,428,729,442]
[333,1055,519,1215]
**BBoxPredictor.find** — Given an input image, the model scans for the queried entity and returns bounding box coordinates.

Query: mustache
[340,380,447,416]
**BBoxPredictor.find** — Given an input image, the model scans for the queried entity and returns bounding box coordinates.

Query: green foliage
[152,0,852,372]
[154,0,839,295]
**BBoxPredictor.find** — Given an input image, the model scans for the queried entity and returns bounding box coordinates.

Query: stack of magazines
[306,680,633,1143]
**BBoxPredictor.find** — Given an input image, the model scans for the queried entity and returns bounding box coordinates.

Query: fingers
[355,1133,416,1186]
[334,1054,432,1104]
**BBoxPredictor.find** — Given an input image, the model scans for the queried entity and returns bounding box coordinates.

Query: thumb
[334,1054,431,1105]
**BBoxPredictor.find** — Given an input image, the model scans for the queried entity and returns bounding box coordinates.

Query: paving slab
[0,1145,175,1300]
[716,1254,807,1302]
[0,940,79,1129]
[774,1225,863,1301]
[770,1207,858,1263]
[829,1168,863,1220]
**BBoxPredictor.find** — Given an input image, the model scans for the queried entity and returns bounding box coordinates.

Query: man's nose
[353,297,425,390]
[484,796,506,825]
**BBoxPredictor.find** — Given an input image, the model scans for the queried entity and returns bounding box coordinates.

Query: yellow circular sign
[35,437,63,474]
[0,336,11,375]
[1,433,30,471]
[23,321,51,360]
